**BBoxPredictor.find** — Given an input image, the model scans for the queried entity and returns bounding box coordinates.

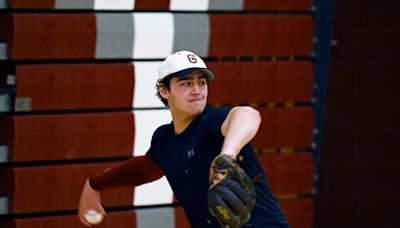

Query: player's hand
[208,154,256,228]
[78,178,106,226]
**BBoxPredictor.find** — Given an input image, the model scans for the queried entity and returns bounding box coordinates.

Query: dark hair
[155,76,173,107]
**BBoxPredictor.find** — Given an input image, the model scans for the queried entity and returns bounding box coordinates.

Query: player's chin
[187,101,206,114]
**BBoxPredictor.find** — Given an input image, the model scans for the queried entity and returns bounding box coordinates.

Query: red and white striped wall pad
[0,13,313,60]
[0,108,312,163]
[0,199,312,228]
[0,153,313,215]
[3,0,312,11]
[0,110,172,163]
[0,61,313,112]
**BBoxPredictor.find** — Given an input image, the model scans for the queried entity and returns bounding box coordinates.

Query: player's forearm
[221,106,261,159]
[89,154,164,191]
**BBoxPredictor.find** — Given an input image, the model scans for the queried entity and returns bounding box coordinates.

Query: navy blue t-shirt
[147,106,289,228]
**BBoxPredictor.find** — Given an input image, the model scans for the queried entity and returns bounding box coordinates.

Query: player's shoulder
[199,105,233,123]
[148,123,172,162]
[153,123,172,138]
[202,105,232,118]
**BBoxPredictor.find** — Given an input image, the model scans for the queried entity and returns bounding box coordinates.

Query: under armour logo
[187,149,195,157]
[187,54,197,63]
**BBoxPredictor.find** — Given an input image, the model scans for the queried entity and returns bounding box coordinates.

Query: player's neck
[171,113,196,135]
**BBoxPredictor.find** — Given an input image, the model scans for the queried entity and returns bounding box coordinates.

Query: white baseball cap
[158,51,215,81]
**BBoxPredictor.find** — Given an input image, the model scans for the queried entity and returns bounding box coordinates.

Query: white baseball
[84,209,103,225]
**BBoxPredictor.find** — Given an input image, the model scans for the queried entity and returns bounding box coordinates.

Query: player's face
[166,70,208,118]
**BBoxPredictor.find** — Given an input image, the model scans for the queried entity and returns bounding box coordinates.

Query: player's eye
[181,81,191,86]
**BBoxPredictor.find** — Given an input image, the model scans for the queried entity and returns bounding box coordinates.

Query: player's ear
[159,84,169,99]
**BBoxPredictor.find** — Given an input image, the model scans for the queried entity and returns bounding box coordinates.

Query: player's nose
[191,84,201,94]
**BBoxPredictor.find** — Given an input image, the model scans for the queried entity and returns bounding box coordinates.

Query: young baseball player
[78,51,289,228]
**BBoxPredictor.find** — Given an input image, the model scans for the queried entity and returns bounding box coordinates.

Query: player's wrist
[226,154,237,160]
[220,149,238,160]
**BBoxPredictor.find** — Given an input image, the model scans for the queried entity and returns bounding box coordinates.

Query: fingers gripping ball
[208,154,256,228]
[84,209,104,225]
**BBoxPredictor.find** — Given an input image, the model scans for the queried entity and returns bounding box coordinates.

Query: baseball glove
[208,154,256,228]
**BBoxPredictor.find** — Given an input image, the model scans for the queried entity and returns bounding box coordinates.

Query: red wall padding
[174,207,191,228]
[7,0,312,11]
[0,112,134,162]
[7,61,312,111]
[14,63,134,111]
[8,0,55,9]
[253,107,314,149]
[0,163,134,214]
[1,108,312,163]
[258,153,314,195]
[0,153,313,214]
[7,13,97,60]
[0,211,136,228]
[208,61,313,104]
[280,198,313,228]
[0,207,189,228]
[1,14,312,60]
[0,200,312,228]
[244,0,312,11]
[209,14,313,57]
[134,0,169,10]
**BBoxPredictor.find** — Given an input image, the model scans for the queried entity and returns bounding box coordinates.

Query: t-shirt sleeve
[146,124,169,165]
[201,106,232,138]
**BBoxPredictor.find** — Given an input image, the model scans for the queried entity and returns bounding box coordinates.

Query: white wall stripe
[94,0,135,10]
[133,61,165,108]
[134,176,174,206]
[133,109,171,156]
[170,0,209,11]
[133,13,174,59]
[133,109,173,206]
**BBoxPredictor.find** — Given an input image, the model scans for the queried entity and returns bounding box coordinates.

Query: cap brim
[169,67,216,81]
